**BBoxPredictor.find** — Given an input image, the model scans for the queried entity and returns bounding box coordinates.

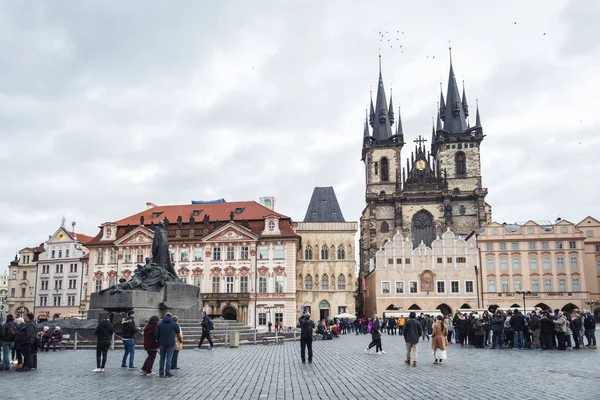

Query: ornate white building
[34,223,92,320]
[6,244,45,319]
[365,229,480,317]
[84,201,301,328]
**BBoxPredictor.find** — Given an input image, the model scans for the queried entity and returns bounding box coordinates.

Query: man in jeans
[121,311,139,368]
[403,312,422,367]
[155,313,181,378]
[16,313,36,372]
[510,309,526,349]
[194,311,214,351]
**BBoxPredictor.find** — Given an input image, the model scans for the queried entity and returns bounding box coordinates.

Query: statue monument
[88,221,202,322]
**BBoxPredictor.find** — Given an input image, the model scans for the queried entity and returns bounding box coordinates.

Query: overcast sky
[1,0,599,274]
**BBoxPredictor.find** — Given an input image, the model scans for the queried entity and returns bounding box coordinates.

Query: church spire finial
[364,108,370,137]
[443,46,468,134]
[372,54,393,140]
[475,99,482,128]
[388,87,395,126]
[396,106,403,137]
[462,80,469,118]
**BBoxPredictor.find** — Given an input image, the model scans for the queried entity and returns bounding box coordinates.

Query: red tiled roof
[86,201,298,246]
[113,201,286,226]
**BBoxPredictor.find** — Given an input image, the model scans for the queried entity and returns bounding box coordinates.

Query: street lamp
[516,290,533,314]
[585,299,598,312]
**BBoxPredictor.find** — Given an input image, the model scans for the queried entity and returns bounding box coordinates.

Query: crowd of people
[441,308,597,350]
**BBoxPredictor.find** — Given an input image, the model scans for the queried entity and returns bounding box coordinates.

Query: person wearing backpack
[194,311,214,351]
[583,312,597,349]
[2,315,18,370]
[15,313,36,372]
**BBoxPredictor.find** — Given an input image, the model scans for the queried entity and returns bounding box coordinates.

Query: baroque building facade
[34,223,92,319]
[0,270,7,321]
[84,201,301,328]
[359,54,491,282]
[472,219,595,314]
[365,229,480,317]
[576,216,600,320]
[296,187,357,322]
[6,244,45,319]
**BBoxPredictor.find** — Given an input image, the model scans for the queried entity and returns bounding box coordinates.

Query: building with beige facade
[365,229,480,317]
[296,187,357,322]
[472,219,595,314]
[0,270,7,321]
[84,200,301,328]
[6,244,45,319]
[575,217,600,319]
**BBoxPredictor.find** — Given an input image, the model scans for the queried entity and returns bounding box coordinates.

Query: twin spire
[365,50,483,143]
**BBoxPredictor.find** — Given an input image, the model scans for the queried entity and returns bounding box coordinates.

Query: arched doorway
[594,307,600,321]
[534,303,551,311]
[412,210,435,248]
[319,300,330,321]
[222,306,237,321]
[488,304,499,313]
[436,303,452,316]
[510,303,521,308]
[459,303,471,310]
[408,304,422,310]
[561,303,577,313]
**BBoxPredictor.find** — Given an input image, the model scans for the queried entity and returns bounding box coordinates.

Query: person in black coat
[299,313,315,364]
[94,315,114,372]
[540,312,555,350]
[15,313,36,372]
[366,317,384,354]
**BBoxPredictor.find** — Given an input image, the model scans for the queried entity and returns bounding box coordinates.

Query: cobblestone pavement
[1,332,599,400]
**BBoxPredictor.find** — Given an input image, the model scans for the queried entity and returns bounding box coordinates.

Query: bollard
[253,329,257,345]
[294,328,297,342]
[225,331,229,347]
[74,332,78,350]
[111,333,115,350]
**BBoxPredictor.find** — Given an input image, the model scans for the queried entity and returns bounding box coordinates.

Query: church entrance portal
[222,306,237,321]
[412,210,435,248]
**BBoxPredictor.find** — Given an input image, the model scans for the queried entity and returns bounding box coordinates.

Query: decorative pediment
[121,269,132,279]
[192,267,203,277]
[239,267,250,277]
[107,270,117,279]
[178,266,190,276]
[210,267,222,277]
[224,266,236,276]
[47,227,73,244]
[94,271,104,280]
[113,226,154,246]
[273,266,286,276]
[258,266,269,276]
[202,222,259,243]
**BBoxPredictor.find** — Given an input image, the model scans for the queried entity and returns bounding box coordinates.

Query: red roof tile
[86,201,298,246]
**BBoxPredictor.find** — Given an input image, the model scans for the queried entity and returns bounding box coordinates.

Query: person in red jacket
[141,316,160,376]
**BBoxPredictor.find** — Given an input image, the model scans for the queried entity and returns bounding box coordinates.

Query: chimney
[146,202,157,210]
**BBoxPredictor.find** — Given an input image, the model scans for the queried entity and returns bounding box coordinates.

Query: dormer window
[235,207,245,214]
[193,210,201,217]
[268,221,275,231]
[152,212,163,219]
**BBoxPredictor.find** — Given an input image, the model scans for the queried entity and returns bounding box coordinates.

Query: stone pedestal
[88,282,202,323]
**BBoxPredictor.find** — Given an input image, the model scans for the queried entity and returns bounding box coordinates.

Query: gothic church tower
[359,52,491,278]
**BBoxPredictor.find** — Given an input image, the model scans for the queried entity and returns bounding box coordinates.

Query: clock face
[268,221,275,230]
[416,160,426,170]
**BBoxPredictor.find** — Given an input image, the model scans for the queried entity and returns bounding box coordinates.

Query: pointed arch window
[321,245,329,260]
[304,245,313,260]
[304,275,313,290]
[380,157,389,182]
[337,245,345,260]
[381,221,389,233]
[321,275,329,290]
[337,274,346,290]
[455,151,466,177]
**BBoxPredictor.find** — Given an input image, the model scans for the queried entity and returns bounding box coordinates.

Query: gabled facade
[84,201,301,328]
[365,229,480,318]
[360,52,490,292]
[6,244,44,319]
[0,270,8,321]
[35,225,92,320]
[296,187,357,322]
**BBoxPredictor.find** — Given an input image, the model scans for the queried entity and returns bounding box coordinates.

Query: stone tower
[359,53,490,278]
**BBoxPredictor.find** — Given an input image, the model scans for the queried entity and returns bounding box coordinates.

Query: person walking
[194,311,214,351]
[154,313,181,378]
[299,312,315,364]
[419,314,429,341]
[403,312,422,367]
[15,313,36,372]
[444,315,454,344]
[1,314,18,371]
[93,315,114,372]
[141,316,159,376]
[121,311,139,368]
[365,317,385,354]
[431,315,448,365]
[171,316,183,370]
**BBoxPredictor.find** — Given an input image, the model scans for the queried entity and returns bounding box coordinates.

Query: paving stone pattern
[1,333,599,400]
